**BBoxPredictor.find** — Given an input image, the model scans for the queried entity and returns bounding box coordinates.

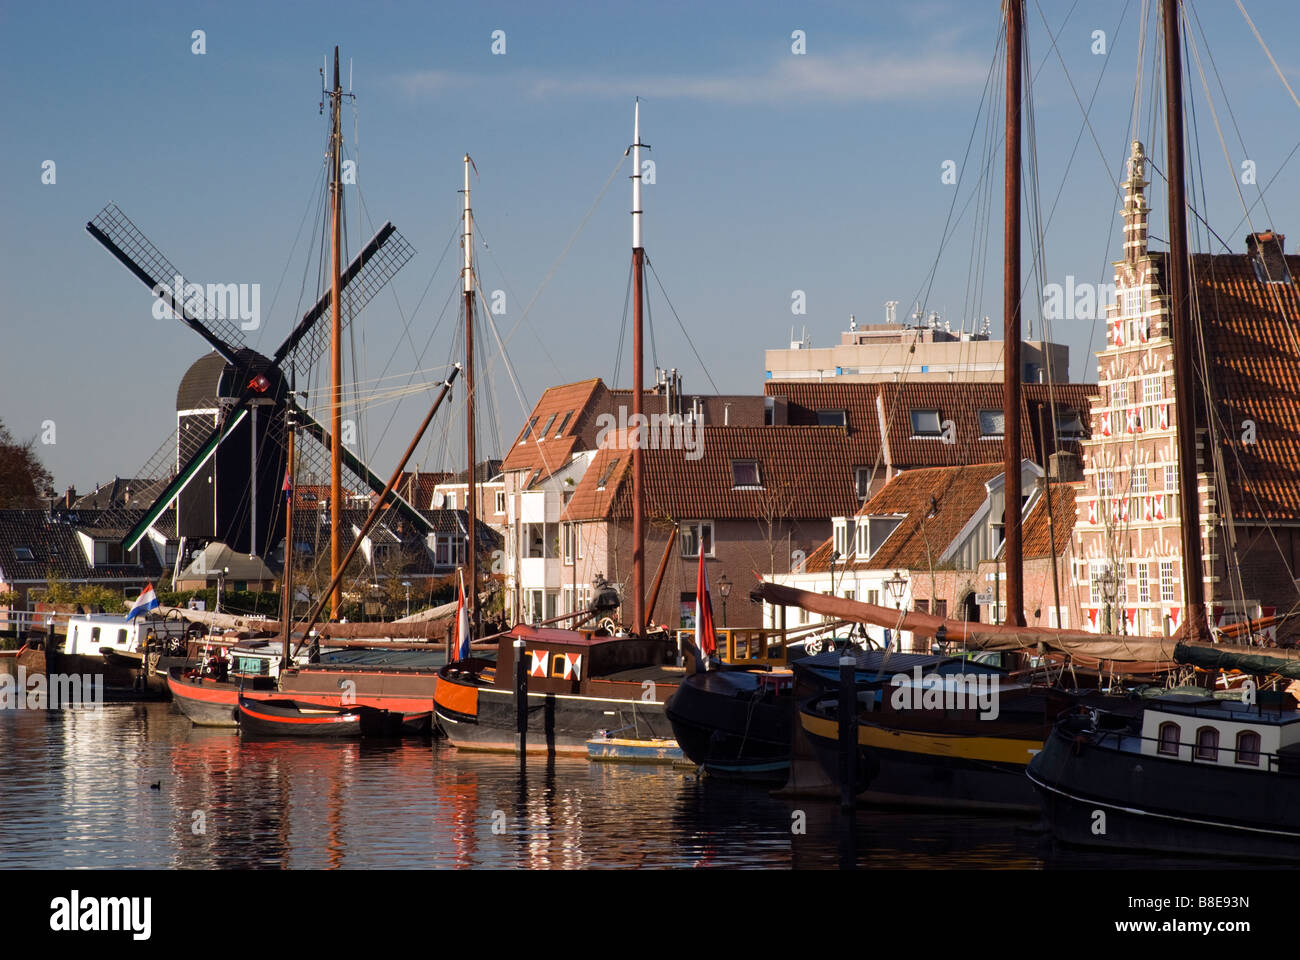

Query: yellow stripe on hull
[801,711,1042,766]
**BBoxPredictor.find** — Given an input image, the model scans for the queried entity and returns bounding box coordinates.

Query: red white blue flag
[126,583,159,621]
[453,569,471,661]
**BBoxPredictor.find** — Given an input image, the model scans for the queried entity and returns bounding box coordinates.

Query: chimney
[64,486,76,509]
[1247,231,1291,284]
[1049,452,1081,483]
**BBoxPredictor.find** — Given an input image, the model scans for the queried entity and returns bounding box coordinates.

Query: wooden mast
[463,154,480,638]
[1002,0,1026,627]
[328,46,344,620]
[1162,0,1210,642]
[631,99,646,636]
[281,413,295,666]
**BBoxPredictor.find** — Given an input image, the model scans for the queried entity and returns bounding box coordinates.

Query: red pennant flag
[695,548,717,662]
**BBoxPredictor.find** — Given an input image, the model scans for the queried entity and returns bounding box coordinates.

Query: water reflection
[0,703,1262,869]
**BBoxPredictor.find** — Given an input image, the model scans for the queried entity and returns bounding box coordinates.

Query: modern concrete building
[766,316,1069,385]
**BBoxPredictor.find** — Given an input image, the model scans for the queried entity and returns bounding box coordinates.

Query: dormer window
[832,520,850,559]
[816,409,847,428]
[910,409,942,437]
[731,459,762,489]
[978,410,1004,438]
[1056,411,1086,438]
[856,516,902,560]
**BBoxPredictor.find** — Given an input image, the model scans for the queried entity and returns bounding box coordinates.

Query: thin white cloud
[393,69,473,97]
[390,48,990,106]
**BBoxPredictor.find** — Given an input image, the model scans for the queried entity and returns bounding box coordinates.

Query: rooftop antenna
[885,300,898,324]
[849,313,857,331]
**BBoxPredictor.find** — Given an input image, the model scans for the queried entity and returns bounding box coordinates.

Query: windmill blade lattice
[88,204,250,356]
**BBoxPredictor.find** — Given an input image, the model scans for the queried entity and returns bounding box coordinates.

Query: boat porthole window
[1195,726,1219,762]
[1157,722,1180,756]
[1236,731,1261,766]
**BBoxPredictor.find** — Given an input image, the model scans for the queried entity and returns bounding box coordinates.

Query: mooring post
[838,653,857,812]
[514,638,527,756]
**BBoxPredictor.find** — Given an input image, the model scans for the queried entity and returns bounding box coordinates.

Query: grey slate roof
[0,509,164,584]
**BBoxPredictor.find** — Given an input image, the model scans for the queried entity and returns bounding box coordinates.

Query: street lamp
[216,566,229,613]
[884,570,907,608]
[718,573,731,627]
[402,580,411,617]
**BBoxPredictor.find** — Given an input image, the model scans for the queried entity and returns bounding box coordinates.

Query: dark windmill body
[174,351,288,556]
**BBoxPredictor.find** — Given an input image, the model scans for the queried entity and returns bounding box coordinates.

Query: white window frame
[681,521,714,558]
[833,521,849,559]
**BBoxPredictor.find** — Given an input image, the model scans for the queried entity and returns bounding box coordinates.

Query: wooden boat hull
[167,669,277,727]
[665,670,794,782]
[802,707,1041,812]
[278,664,437,735]
[44,649,170,701]
[1028,717,1300,862]
[435,684,675,756]
[237,697,402,739]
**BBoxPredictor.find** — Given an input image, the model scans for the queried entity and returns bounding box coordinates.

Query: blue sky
[2,0,1298,492]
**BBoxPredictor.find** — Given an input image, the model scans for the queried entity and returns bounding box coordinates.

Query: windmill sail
[86,203,427,558]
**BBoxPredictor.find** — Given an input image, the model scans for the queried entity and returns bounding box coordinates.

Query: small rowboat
[237,697,401,739]
[586,735,684,764]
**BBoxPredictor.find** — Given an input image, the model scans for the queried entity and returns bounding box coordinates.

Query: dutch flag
[126,583,160,621]
[453,569,471,661]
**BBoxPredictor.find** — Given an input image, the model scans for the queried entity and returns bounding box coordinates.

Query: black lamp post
[718,573,731,627]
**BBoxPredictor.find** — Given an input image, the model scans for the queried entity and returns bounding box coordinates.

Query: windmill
[85,201,437,563]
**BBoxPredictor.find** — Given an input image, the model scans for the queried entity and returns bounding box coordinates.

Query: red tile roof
[765,380,1096,470]
[1188,251,1300,521]
[1020,482,1075,560]
[562,425,860,522]
[500,379,605,480]
[802,463,1004,572]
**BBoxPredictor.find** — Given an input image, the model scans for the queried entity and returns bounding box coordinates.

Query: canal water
[0,703,1256,869]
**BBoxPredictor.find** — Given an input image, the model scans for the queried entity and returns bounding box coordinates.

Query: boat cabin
[64,614,189,658]
[1138,694,1300,771]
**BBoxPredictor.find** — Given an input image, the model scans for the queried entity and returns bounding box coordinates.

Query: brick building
[1071,140,1300,641]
